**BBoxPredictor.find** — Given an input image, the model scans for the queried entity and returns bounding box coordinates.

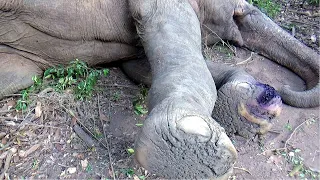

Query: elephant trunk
[235,5,320,108]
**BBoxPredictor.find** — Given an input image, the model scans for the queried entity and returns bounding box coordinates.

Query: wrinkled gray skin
[0,0,319,179]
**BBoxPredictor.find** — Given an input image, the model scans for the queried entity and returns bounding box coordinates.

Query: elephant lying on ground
[0,0,319,179]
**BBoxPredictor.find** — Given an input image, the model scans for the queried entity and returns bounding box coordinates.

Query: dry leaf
[71,117,77,126]
[0,132,6,139]
[19,144,41,158]
[133,175,140,180]
[0,151,8,159]
[35,102,42,118]
[99,113,109,122]
[6,100,16,109]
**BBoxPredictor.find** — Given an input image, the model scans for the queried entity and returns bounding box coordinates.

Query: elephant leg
[122,58,282,139]
[129,0,236,178]
[0,53,42,99]
[234,3,320,108]
[121,56,152,86]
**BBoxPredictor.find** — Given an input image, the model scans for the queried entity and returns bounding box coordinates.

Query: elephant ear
[234,3,320,108]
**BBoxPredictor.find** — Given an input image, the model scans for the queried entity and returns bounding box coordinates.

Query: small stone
[13,155,19,163]
[81,159,88,169]
[311,35,317,43]
[18,150,26,157]
[289,152,294,157]
[0,132,6,139]
[67,167,77,174]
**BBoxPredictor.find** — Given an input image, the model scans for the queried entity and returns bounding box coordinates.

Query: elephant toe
[135,101,237,179]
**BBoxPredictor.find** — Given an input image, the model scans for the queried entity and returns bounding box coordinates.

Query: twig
[98,84,139,90]
[289,19,320,28]
[23,123,62,129]
[0,142,12,151]
[234,167,252,175]
[236,52,254,65]
[0,116,24,121]
[0,97,13,103]
[0,149,14,180]
[268,129,282,134]
[284,119,309,149]
[73,123,96,147]
[259,119,309,155]
[202,24,236,54]
[98,94,116,180]
[259,148,287,155]
[4,94,23,97]
[288,9,320,17]
[58,163,71,168]
[0,109,15,114]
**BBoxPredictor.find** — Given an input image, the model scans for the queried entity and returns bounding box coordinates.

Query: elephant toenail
[176,115,212,138]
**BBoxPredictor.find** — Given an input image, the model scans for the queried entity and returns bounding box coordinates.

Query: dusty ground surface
[0,0,319,180]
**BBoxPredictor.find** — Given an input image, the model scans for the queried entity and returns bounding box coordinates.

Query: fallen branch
[98,94,116,180]
[288,9,320,17]
[0,109,15,114]
[284,119,309,149]
[0,148,16,180]
[259,119,309,155]
[73,123,96,147]
[0,116,24,121]
[98,84,139,90]
[202,24,236,55]
[236,52,254,65]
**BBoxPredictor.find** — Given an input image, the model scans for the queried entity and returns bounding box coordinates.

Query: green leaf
[134,104,148,115]
[44,74,52,79]
[125,168,135,176]
[103,69,110,77]
[135,123,143,127]
[294,149,301,153]
[58,78,64,84]
[127,148,135,154]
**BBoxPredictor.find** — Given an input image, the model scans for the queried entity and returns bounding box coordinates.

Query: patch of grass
[249,0,280,18]
[279,149,320,179]
[112,91,121,102]
[15,59,109,111]
[133,86,148,115]
[135,123,143,127]
[85,164,93,173]
[285,121,293,131]
[31,159,39,170]
[307,0,319,5]
[122,168,135,178]
[213,42,234,58]
[44,59,109,100]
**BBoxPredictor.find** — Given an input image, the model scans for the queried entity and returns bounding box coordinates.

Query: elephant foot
[135,98,237,179]
[213,81,282,138]
[0,52,42,99]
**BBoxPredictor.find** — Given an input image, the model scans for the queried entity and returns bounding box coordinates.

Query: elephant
[0,0,319,179]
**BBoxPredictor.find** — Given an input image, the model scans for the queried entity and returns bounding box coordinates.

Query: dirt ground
[0,0,319,180]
